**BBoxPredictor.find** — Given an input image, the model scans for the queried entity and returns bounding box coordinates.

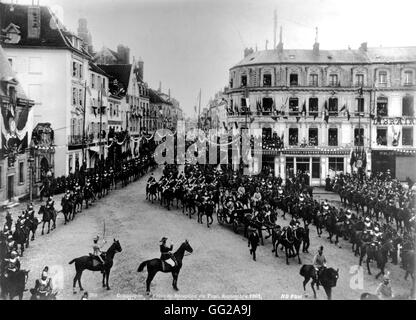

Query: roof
[232,46,416,69]
[0,3,90,57]
[89,62,110,78]
[98,64,132,90]
[0,44,29,100]
[149,88,172,105]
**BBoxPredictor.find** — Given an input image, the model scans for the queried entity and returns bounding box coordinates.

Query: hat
[383,274,390,281]
[11,251,17,257]
[374,227,380,232]
[93,235,99,241]
[365,217,370,222]
[160,237,167,243]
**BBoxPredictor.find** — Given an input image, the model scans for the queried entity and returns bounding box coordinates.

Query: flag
[86,85,92,96]
[235,122,238,129]
[245,98,250,113]
[323,101,329,123]
[301,100,306,117]
[340,104,346,112]
[350,148,356,167]
[250,116,255,123]
[222,122,228,131]
[256,98,262,114]
[194,105,197,114]
[296,116,300,123]
[362,148,367,168]
[347,109,351,121]
[313,113,318,120]
[281,132,284,143]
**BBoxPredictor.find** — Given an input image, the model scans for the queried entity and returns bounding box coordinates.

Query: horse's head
[112,239,123,253]
[182,239,193,254]
[324,268,339,288]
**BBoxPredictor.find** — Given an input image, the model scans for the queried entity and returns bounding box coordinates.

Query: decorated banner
[1,101,31,165]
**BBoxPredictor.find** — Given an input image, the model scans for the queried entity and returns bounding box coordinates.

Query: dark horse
[137,240,193,295]
[300,265,339,300]
[359,240,393,278]
[146,182,159,203]
[69,239,122,293]
[0,270,30,300]
[38,205,57,235]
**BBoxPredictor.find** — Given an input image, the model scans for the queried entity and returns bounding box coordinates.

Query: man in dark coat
[248,229,260,261]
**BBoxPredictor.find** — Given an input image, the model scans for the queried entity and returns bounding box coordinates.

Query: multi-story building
[1,3,92,178]
[226,35,416,184]
[0,44,34,204]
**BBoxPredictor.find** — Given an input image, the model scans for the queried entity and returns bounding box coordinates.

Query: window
[404,71,413,85]
[356,74,364,87]
[377,97,388,116]
[18,161,24,183]
[286,157,294,178]
[402,95,414,117]
[290,74,298,86]
[79,64,83,79]
[329,158,344,172]
[241,75,247,87]
[309,97,318,115]
[309,128,318,146]
[309,74,318,86]
[262,97,273,113]
[289,128,298,146]
[0,165,2,189]
[328,97,338,115]
[8,58,13,67]
[68,155,73,174]
[356,97,364,115]
[263,74,272,87]
[72,87,77,105]
[289,98,299,115]
[329,74,338,86]
[72,61,77,77]
[376,128,387,146]
[230,78,233,88]
[312,158,320,179]
[379,71,387,86]
[403,128,413,146]
[354,128,364,146]
[91,74,96,89]
[79,88,83,106]
[328,128,338,146]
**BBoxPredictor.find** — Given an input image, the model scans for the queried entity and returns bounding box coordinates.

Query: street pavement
[1,169,413,300]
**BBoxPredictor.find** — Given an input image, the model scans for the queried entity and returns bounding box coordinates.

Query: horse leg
[78,272,84,291]
[366,256,372,275]
[172,272,179,291]
[285,247,289,265]
[41,222,45,235]
[311,280,317,299]
[324,287,332,300]
[303,277,309,293]
[106,270,111,290]
[73,271,81,293]
[146,271,156,294]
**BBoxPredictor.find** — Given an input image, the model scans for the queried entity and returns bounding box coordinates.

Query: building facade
[0,44,34,204]
[226,39,416,184]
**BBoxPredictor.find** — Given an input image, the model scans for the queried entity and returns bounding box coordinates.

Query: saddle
[89,253,106,267]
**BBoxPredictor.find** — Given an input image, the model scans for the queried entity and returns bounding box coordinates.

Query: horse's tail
[68,258,77,265]
[137,260,148,272]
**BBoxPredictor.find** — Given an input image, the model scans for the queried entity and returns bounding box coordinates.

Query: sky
[10,0,416,117]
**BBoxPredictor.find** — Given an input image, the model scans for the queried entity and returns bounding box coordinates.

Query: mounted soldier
[312,246,327,288]
[31,266,53,299]
[160,237,177,270]
[4,250,20,278]
[46,195,55,214]
[91,235,106,272]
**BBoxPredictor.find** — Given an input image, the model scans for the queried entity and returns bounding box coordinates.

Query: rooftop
[232,46,416,69]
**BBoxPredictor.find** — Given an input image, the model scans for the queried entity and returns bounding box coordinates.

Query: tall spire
[277,26,283,54]
[315,27,318,44]
[273,10,277,49]
[313,26,320,55]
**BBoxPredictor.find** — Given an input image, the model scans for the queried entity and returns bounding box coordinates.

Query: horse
[25,216,39,242]
[359,240,393,278]
[13,223,30,256]
[401,249,415,281]
[160,186,174,210]
[38,205,57,235]
[69,239,122,293]
[146,182,159,203]
[197,200,214,228]
[0,269,30,300]
[73,191,84,213]
[137,240,193,295]
[314,213,325,237]
[299,265,339,300]
[270,226,296,265]
[61,197,74,224]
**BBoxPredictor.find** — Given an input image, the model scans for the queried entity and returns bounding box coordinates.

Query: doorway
[7,175,14,201]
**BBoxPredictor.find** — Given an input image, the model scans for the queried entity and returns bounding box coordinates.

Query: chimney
[359,42,368,52]
[273,10,277,49]
[276,26,283,54]
[78,18,93,54]
[158,81,162,93]
[313,27,319,55]
[168,89,171,100]
[138,57,144,80]
[117,44,130,64]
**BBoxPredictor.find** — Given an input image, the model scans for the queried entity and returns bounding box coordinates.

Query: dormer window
[241,75,247,87]
[379,71,387,86]
[8,86,17,105]
[404,70,413,86]
[263,74,272,87]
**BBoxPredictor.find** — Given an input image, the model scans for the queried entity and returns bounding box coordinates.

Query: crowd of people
[149,164,415,298]
[0,154,156,300]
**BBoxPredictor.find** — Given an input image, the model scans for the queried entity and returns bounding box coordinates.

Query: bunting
[301,100,307,117]
[323,101,329,123]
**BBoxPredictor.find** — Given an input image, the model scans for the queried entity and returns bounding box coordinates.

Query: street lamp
[28,156,35,202]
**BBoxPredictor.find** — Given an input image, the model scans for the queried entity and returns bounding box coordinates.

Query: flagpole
[197,89,201,130]
[99,86,103,162]
[82,80,87,164]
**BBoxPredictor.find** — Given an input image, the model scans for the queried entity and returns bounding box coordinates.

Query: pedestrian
[302,223,310,253]
[248,228,260,261]
[376,274,393,300]
[81,291,89,300]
